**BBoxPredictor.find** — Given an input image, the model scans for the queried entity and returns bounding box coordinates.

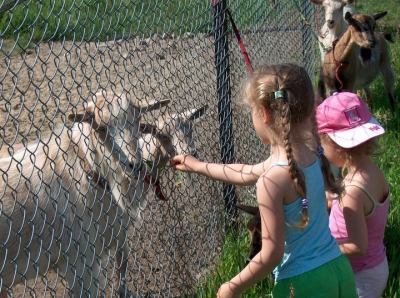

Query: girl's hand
[217,282,242,298]
[171,154,199,173]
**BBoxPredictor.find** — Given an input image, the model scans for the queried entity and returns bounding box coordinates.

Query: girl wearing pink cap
[316,91,390,298]
[172,64,357,297]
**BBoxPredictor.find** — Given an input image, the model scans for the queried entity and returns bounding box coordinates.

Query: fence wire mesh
[0,0,323,296]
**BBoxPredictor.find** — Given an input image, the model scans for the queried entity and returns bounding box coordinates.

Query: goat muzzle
[327,20,335,29]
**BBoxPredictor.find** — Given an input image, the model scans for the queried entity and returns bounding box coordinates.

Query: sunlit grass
[0,0,212,42]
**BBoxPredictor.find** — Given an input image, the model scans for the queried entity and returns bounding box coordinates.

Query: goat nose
[328,20,334,25]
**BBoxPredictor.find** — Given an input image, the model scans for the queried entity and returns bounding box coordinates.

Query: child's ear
[260,106,271,124]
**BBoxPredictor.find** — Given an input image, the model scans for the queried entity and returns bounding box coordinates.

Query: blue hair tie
[302,198,309,209]
[274,90,284,99]
[316,146,324,155]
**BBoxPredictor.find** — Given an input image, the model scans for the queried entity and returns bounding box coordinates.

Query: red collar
[143,173,166,201]
[332,39,350,91]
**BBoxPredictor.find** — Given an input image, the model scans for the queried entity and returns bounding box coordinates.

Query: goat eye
[160,135,170,142]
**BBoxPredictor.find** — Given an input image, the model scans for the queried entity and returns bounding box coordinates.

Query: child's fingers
[171,154,195,172]
[171,155,184,167]
[171,155,187,171]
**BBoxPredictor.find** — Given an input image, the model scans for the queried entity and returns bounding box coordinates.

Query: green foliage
[355,0,400,35]
[366,20,400,298]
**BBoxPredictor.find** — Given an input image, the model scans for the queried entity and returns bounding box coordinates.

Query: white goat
[322,12,395,110]
[311,0,355,62]
[0,91,168,297]
[139,105,208,183]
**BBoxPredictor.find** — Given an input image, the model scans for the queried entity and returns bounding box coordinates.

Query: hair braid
[280,101,309,229]
[244,63,318,230]
[310,112,344,197]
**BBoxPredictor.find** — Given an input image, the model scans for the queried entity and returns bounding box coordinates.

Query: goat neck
[330,28,357,64]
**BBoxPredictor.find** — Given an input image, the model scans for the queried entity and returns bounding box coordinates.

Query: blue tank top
[272,157,342,281]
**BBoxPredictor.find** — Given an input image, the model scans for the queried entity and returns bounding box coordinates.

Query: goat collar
[319,28,332,52]
[143,174,166,201]
[331,39,350,91]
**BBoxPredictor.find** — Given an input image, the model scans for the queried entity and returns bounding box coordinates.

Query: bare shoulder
[344,166,389,204]
[257,164,292,202]
[341,179,373,210]
[259,161,290,180]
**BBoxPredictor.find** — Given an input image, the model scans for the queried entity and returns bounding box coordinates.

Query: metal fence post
[301,0,313,74]
[212,0,237,228]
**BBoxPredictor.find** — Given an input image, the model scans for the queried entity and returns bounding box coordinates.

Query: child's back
[173,64,358,298]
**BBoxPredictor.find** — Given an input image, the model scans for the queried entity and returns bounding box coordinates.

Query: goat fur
[139,105,208,180]
[311,0,355,63]
[0,91,168,297]
[322,12,396,110]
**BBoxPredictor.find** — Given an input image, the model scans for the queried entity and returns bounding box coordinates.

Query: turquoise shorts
[272,255,358,298]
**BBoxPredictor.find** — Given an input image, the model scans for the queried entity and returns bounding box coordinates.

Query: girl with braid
[171,63,357,298]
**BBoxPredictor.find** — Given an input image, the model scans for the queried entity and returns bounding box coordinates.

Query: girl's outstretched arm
[171,154,270,186]
[335,186,368,257]
[217,167,287,297]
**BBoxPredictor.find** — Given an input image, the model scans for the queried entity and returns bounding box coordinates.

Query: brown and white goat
[311,0,356,101]
[322,12,396,109]
[139,105,208,183]
[0,91,168,297]
[311,0,355,62]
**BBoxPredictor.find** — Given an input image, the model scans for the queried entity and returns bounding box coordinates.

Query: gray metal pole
[212,0,237,227]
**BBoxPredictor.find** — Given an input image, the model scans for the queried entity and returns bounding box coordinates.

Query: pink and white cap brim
[327,117,385,148]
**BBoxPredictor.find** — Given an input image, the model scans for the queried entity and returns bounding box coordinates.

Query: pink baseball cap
[316,92,385,148]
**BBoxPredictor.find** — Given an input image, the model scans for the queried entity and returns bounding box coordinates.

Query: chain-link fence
[0,0,323,296]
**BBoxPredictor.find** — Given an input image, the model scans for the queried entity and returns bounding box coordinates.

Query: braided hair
[243,63,339,229]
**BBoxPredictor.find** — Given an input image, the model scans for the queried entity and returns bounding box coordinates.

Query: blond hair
[320,134,380,179]
[243,63,343,228]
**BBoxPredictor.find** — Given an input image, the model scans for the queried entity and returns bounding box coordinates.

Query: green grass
[199,0,400,297]
[0,0,212,43]
[196,232,274,298]
[361,12,400,298]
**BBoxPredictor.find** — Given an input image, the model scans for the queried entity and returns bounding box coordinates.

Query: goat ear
[236,204,259,216]
[140,123,157,135]
[136,99,171,112]
[185,105,209,121]
[344,11,353,23]
[373,11,387,21]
